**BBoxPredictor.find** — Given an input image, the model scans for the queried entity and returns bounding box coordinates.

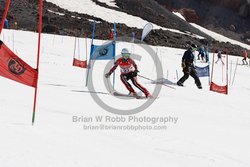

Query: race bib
[121,66,134,73]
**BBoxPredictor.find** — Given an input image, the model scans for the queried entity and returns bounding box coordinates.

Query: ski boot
[145,92,153,98]
[177,82,184,87]
[129,92,140,98]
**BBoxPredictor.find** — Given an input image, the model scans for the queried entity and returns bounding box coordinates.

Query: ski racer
[105,48,151,98]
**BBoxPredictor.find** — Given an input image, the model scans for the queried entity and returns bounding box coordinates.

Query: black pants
[198,53,204,61]
[120,72,149,95]
[178,66,201,87]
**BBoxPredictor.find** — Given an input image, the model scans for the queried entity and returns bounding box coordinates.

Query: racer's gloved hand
[181,62,186,68]
[105,73,110,78]
[132,70,139,77]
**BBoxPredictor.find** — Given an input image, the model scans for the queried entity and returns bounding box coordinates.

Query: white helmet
[121,48,130,59]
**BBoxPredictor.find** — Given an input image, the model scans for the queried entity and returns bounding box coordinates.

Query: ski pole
[176,69,179,80]
[137,74,176,89]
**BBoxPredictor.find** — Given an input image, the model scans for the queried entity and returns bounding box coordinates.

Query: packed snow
[0,28,250,167]
[173,12,186,21]
[47,9,65,16]
[97,0,118,8]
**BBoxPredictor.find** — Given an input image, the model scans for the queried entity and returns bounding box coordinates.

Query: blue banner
[90,41,115,60]
[195,65,210,77]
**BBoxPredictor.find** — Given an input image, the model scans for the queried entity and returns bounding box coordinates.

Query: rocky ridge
[0,0,248,56]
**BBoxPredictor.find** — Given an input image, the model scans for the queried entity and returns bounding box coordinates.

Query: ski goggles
[191,47,197,51]
[122,53,130,57]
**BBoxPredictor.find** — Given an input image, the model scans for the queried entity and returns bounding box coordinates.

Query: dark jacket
[182,49,195,66]
[198,47,205,54]
[217,52,222,58]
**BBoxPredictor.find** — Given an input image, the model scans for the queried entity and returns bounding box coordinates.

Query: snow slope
[97,0,118,8]
[0,29,250,167]
[173,12,186,21]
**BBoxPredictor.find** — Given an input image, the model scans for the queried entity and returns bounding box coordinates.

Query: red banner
[210,82,228,95]
[0,41,38,87]
[73,58,87,68]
